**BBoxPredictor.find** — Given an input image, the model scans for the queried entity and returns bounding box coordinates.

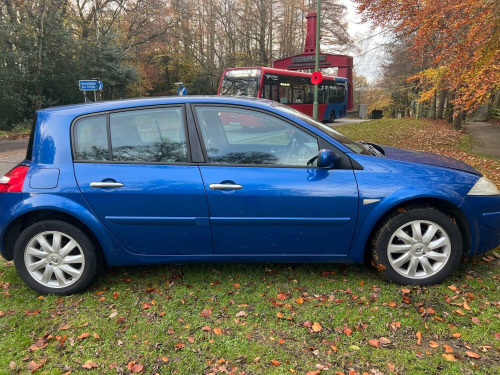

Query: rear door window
[73,107,188,163]
[110,108,188,163]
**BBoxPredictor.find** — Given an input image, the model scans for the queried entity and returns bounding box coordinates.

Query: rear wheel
[329,111,336,123]
[14,220,98,294]
[372,208,462,285]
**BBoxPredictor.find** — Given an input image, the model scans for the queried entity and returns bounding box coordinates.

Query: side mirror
[317,149,340,169]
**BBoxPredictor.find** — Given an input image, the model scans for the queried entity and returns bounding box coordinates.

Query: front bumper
[461,196,500,256]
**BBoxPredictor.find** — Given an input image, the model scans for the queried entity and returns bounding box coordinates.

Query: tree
[355,0,500,128]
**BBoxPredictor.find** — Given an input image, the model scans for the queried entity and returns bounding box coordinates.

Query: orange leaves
[442,353,456,362]
[277,293,287,301]
[213,327,223,335]
[82,360,99,369]
[296,297,304,305]
[416,331,422,346]
[174,342,185,349]
[465,351,481,359]
[368,339,380,348]
[443,344,453,353]
[200,308,212,318]
[127,361,143,373]
[429,341,439,348]
[311,322,322,332]
[344,327,353,337]
[270,359,282,366]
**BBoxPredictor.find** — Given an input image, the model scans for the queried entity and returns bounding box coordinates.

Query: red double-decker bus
[218,67,348,122]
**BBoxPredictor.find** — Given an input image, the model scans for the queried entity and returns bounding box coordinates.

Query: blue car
[0,97,499,294]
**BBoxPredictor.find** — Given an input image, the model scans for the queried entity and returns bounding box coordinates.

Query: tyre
[329,111,335,123]
[13,220,98,295]
[372,208,462,285]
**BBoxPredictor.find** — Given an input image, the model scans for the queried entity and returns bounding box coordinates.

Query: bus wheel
[329,112,335,123]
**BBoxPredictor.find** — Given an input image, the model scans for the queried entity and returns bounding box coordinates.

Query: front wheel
[372,208,462,285]
[14,220,98,295]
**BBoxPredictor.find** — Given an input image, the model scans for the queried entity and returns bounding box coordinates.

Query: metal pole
[313,0,321,121]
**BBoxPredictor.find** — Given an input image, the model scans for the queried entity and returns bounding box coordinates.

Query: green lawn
[1,119,499,374]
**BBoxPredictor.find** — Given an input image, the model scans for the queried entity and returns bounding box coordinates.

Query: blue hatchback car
[1,97,499,294]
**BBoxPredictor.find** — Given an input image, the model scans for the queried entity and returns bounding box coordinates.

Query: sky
[339,0,387,82]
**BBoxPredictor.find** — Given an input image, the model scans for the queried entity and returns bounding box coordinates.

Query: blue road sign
[79,80,100,91]
[177,85,187,96]
[97,81,103,91]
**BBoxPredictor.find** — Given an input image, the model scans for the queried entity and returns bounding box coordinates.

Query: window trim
[191,104,349,169]
[71,105,193,165]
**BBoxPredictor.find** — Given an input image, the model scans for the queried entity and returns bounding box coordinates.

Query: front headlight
[467,176,500,196]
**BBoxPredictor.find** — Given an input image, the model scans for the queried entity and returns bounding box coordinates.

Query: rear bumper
[461,196,500,256]
[0,192,23,259]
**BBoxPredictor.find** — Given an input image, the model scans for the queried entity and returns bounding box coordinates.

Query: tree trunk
[445,92,454,123]
[493,90,500,108]
[429,91,437,119]
[436,90,446,119]
[452,112,464,130]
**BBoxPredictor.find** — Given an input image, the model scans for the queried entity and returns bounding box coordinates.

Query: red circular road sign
[311,71,323,85]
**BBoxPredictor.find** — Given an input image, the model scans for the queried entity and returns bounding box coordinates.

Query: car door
[193,105,359,258]
[73,106,211,255]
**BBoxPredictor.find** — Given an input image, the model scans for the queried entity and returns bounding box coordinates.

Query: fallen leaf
[174,342,185,349]
[429,341,439,348]
[452,332,461,338]
[81,360,98,369]
[27,358,47,372]
[201,325,211,331]
[78,333,90,340]
[235,311,247,318]
[200,308,212,318]
[416,331,422,346]
[465,351,481,359]
[442,354,456,362]
[277,312,284,319]
[296,297,304,304]
[443,344,453,353]
[369,339,380,348]
[271,360,282,366]
[277,293,287,300]
[344,328,352,336]
[379,337,391,345]
[471,317,481,324]
[213,327,222,335]
[303,321,312,327]
[312,322,322,332]
[127,361,143,373]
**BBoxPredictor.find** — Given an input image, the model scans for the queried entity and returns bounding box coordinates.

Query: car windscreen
[273,104,371,155]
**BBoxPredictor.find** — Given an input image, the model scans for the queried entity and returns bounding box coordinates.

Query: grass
[1,118,499,374]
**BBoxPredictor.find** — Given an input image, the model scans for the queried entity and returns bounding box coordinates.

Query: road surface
[0,139,28,175]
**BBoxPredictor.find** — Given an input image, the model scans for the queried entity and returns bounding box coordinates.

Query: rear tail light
[0,165,29,193]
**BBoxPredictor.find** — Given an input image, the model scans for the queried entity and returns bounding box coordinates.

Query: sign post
[313,0,321,120]
[79,79,103,103]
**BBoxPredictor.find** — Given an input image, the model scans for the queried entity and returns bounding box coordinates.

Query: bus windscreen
[220,69,261,97]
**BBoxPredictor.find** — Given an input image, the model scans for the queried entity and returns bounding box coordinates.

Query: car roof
[38,96,276,117]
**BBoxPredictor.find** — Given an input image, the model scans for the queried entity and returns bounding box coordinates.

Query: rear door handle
[90,182,124,188]
[209,183,243,190]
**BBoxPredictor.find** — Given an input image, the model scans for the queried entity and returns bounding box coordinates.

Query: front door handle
[209,183,243,190]
[90,182,124,188]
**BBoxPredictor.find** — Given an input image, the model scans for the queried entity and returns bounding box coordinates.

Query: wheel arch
[361,197,470,264]
[3,209,106,265]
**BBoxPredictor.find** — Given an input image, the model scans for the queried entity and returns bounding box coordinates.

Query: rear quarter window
[73,115,110,161]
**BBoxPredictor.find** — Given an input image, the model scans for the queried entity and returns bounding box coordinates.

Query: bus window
[279,82,291,104]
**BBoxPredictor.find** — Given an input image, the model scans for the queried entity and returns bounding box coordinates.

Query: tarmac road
[463,121,500,160]
[0,139,28,176]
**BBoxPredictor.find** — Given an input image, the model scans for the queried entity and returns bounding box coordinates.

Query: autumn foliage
[355,0,500,114]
